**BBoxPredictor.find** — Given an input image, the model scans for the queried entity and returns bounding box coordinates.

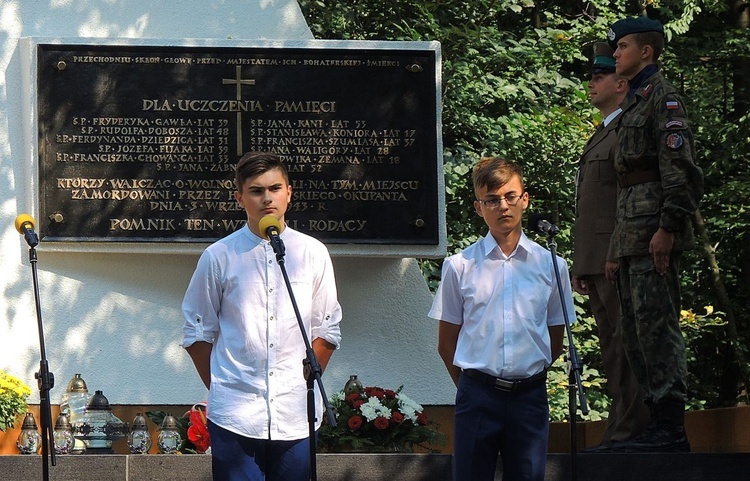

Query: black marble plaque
[37,43,440,244]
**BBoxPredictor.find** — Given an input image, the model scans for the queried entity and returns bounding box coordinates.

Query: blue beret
[607,17,664,49]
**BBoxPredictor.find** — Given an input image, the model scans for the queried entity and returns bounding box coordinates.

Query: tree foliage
[298,0,750,417]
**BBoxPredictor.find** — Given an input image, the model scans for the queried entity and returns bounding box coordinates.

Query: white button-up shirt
[182,225,342,440]
[428,231,574,379]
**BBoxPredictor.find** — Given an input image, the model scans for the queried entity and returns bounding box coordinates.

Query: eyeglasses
[476,192,525,209]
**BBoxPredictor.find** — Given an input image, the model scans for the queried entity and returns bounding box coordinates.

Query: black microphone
[258,214,286,259]
[528,213,560,236]
[15,214,39,247]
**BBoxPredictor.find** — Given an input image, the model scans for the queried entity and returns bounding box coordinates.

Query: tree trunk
[728,0,749,28]
[729,0,750,117]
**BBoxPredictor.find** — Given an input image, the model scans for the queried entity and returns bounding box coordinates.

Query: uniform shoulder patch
[666,100,680,110]
[665,120,684,129]
[666,132,684,149]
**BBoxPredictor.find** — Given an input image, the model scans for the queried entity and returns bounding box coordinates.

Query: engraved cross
[222,66,256,156]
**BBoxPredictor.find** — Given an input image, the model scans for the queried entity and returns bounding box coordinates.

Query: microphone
[528,213,560,236]
[15,214,39,247]
[258,214,285,259]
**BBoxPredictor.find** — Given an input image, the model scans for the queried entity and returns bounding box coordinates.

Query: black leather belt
[617,169,661,188]
[463,369,547,392]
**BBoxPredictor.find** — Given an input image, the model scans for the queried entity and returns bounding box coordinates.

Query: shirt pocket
[583,156,611,182]
[624,184,661,219]
[516,282,552,325]
[619,115,649,160]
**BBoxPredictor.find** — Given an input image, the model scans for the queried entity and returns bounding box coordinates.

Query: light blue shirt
[428,231,575,379]
[603,107,623,127]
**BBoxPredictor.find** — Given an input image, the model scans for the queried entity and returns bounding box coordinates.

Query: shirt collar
[481,230,533,259]
[603,108,622,127]
[627,64,659,98]
[242,222,288,243]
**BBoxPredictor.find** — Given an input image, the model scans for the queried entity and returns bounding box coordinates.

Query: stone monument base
[2,452,750,481]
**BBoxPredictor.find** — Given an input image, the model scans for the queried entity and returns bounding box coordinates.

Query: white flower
[359,397,392,422]
[397,393,423,423]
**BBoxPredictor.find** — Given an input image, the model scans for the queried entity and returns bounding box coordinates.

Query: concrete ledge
[0,454,129,481]
[2,452,750,481]
[128,454,212,481]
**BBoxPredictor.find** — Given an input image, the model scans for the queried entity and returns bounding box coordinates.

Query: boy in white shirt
[182,151,342,481]
[429,157,574,481]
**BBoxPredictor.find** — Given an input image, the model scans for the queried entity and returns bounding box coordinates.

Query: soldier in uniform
[605,17,704,452]
[573,42,649,453]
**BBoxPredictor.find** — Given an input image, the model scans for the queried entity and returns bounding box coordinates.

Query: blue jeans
[453,371,549,481]
[208,421,313,481]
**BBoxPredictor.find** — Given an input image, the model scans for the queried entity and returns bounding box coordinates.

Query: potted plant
[0,370,32,432]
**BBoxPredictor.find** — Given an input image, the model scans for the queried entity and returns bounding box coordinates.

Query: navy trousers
[208,420,312,481]
[453,371,549,481]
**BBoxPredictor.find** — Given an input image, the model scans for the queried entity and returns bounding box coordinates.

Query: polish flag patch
[666,100,679,110]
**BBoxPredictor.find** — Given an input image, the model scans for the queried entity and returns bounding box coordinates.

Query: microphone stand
[542,232,587,481]
[23,235,56,481]
[269,236,336,481]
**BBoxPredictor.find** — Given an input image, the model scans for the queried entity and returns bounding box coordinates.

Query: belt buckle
[493,378,515,392]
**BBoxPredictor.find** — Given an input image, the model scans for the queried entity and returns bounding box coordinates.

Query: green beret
[589,41,616,75]
[607,17,664,49]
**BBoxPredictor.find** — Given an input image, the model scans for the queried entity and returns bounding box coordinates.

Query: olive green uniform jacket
[573,115,620,276]
[611,70,704,258]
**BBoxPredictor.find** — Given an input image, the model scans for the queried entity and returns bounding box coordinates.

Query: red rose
[391,411,404,424]
[416,412,428,426]
[353,400,365,409]
[384,389,397,399]
[364,387,386,399]
[374,417,389,430]
[348,415,364,430]
[345,393,361,403]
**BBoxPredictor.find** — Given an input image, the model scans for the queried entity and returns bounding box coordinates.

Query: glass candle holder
[72,390,128,454]
[157,414,182,454]
[127,413,153,454]
[60,373,91,454]
[53,413,75,454]
[17,412,42,455]
[344,374,364,394]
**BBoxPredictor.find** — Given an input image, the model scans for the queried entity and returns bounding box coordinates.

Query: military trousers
[588,273,649,441]
[617,253,688,404]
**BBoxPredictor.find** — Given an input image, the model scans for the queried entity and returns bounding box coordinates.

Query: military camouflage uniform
[612,68,704,406]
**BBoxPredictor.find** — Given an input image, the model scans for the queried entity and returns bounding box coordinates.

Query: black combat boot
[618,401,690,453]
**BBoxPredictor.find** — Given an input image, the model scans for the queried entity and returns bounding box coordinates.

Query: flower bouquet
[318,385,443,453]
